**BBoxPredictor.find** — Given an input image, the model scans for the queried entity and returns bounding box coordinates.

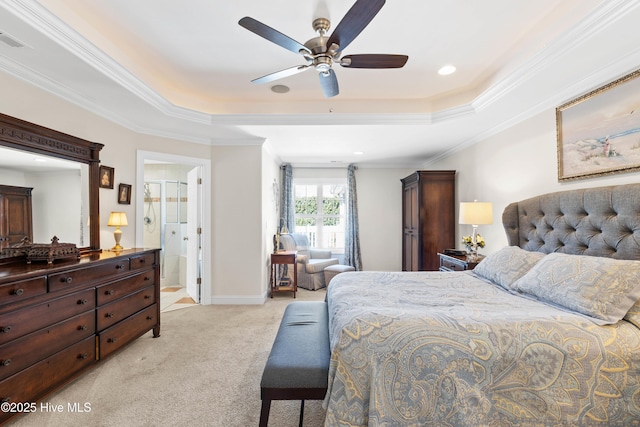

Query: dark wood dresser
[401,171,456,271]
[0,248,160,423]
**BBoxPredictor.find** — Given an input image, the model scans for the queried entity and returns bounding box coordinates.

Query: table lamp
[459,201,493,259]
[107,211,128,251]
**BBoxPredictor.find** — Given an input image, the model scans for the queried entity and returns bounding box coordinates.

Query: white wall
[262,144,281,298]
[0,169,26,185]
[210,145,264,303]
[356,167,414,271]
[430,108,640,256]
[27,170,82,244]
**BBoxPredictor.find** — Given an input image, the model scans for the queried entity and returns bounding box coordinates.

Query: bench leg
[299,400,304,427]
[259,399,271,427]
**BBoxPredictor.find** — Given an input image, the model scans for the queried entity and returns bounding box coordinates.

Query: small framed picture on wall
[118,183,132,204]
[99,165,115,189]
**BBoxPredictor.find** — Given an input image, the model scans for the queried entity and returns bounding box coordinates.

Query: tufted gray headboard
[502,183,640,260]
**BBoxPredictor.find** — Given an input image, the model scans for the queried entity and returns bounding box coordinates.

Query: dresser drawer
[0,276,46,306]
[0,336,95,423]
[96,270,156,306]
[0,310,94,381]
[130,252,156,271]
[99,304,157,358]
[96,286,155,331]
[440,258,465,271]
[48,259,130,292]
[0,288,94,345]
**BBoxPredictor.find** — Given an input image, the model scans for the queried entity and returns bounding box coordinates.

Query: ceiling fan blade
[326,0,385,53]
[319,69,339,98]
[341,54,408,69]
[239,17,310,55]
[251,65,311,84]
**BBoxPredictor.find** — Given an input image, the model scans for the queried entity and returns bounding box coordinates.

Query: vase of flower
[462,234,485,260]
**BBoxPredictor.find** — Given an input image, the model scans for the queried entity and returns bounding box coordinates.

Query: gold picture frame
[556,68,640,181]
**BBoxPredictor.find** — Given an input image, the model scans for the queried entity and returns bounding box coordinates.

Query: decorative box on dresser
[0,248,160,424]
[401,170,456,271]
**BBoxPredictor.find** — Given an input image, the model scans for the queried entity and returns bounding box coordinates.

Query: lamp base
[470,225,479,261]
[112,227,124,252]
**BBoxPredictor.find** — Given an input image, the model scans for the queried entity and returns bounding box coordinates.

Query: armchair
[279,233,339,290]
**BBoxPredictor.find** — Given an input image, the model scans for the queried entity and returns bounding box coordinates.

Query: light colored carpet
[7,289,327,427]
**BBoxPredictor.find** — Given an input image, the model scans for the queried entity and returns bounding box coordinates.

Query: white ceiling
[1,0,639,167]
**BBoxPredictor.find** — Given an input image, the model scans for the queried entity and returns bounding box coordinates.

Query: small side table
[270,251,297,298]
[438,252,485,272]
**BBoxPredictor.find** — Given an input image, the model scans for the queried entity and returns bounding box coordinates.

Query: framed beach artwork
[556,68,640,181]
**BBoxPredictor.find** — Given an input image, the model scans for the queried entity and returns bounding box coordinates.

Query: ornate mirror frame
[0,112,103,254]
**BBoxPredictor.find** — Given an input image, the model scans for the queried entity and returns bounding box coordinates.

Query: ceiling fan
[239,0,408,98]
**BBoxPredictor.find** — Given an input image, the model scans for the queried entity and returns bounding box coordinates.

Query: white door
[186,167,201,303]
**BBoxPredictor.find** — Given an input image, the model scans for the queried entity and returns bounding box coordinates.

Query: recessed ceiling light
[354,151,364,155]
[33,157,46,162]
[438,65,456,76]
[271,85,290,94]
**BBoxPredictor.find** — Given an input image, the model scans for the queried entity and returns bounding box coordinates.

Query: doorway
[136,151,211,306]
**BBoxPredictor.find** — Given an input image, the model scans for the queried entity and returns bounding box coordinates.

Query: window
[294,182,346,252]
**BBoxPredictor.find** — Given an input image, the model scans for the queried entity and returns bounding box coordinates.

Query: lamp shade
[107,212,128,227]
[459,202,493,225]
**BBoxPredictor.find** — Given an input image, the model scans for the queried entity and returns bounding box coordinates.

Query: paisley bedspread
[324,271,640,426]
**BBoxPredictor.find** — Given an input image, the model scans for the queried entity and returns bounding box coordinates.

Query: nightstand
[438,252,485,271]
[270,251,297,298]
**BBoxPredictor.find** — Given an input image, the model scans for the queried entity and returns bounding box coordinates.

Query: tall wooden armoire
[0,184,33,250]
[401,170,455,271]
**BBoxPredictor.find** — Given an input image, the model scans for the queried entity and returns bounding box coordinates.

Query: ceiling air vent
[0,31,25,48]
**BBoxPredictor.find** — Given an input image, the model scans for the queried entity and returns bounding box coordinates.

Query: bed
[324,183,640,426]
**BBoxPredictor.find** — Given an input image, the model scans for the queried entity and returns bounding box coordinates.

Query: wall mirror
[0,113,103,259]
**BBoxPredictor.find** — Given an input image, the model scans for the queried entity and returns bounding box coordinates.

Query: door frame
[135,150,212,305]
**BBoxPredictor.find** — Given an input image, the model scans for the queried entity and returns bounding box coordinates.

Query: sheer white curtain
[345,164,362,270]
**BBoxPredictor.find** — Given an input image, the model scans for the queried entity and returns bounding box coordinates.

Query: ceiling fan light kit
[239,0,408,98]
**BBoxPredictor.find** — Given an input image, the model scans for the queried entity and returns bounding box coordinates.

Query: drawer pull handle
[106,313,114,318]
[78,353,89,360]
[108,337,117,343]
[0,359,11,367]
[116,264,125,270]
[0,326,11,333]
[11,288,24,296]
[79,325,88,331]
[106,290,115,296]
[78,299,88,305]
[139,259,146,264]
[144,276,150,281]
[144,295,151,299]
[62,277,73,284]
[146,316,153,321]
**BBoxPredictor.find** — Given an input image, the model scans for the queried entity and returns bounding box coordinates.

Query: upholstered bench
[324,264,355,286]
[260,301,330,427]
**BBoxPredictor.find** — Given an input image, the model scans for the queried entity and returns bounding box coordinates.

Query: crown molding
[2,0,638,153]
[473,0,638,112]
